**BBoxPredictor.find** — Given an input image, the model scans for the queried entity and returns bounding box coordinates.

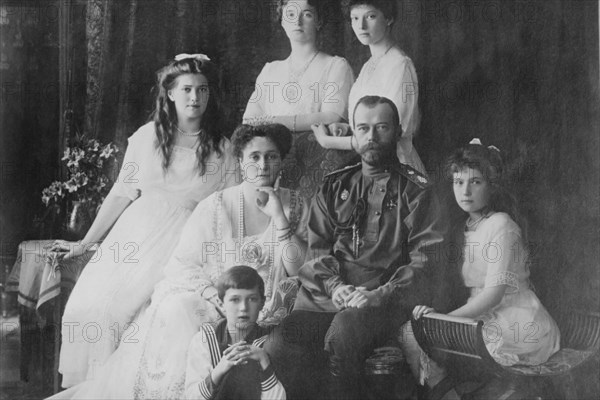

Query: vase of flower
[66,200,92,239]
[41,134,119,237]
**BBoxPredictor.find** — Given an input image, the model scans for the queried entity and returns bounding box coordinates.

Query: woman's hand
[204,290,225,317]
[328,122,351,137]
[49,240,95,261]
[311,123,354,150]
[255,176,287,228]
[412,305,435,320]
[311,123,337,149]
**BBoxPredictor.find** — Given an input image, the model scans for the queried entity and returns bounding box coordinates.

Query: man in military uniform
[265,95,446,399]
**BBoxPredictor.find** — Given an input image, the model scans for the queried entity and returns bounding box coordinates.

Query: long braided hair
[150,57,223,175]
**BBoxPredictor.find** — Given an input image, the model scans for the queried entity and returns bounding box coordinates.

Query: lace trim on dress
[133,285,196,400]
[485,271,519,293]
[213,191,224,241]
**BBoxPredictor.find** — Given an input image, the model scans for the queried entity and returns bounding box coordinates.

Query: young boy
[185,265,285,400]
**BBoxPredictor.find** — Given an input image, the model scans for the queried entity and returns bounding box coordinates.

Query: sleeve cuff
[371,283,394,301]
[484,271,519,293]
[199,375,216,400]
[260,364,279,392]
[325,276,345,297]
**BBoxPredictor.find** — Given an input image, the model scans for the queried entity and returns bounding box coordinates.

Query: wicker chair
[411,309,600,398]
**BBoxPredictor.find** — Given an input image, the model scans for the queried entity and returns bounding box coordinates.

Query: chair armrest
[557,309,600,350]
[411,313,488,360]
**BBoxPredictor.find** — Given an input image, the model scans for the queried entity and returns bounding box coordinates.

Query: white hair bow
[174,53,211,62]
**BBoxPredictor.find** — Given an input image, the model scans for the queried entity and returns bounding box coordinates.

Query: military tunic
[295,160,444,314]
[265,160,445,399]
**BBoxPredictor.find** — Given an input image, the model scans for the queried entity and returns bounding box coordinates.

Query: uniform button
[379,188,385,192]
[375,211,381,216]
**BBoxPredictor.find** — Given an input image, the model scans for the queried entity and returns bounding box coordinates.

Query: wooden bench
[411,309,600,398]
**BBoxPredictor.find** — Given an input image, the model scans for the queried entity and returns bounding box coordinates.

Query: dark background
[1,0,598,394]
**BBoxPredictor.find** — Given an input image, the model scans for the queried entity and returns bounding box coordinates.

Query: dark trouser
[265,306,406,400]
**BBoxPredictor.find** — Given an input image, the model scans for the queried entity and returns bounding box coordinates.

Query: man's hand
[344,287,383,309]
[332,285,356,310]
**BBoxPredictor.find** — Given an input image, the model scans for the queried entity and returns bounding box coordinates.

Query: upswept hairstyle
[230,124,293,160]
[276,0,326,25]
[342,0,398,22]
[445,143,526,239]
[353,95,400,129]
[150,57,223,175]
[217,265,265,301]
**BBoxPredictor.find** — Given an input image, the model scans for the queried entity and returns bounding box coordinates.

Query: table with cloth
[5,240,94,392]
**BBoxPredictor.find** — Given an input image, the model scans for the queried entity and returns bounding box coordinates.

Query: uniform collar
[361,158,400,177]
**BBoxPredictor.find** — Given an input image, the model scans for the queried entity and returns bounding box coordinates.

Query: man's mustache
[364,142,383,151]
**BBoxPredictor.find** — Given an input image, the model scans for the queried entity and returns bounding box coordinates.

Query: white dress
[399,212,561,385]
[348,47,425,173]
[244,56,356,199]
[58,122,238,387]
[50,185,308,400]
[462,212,560,365]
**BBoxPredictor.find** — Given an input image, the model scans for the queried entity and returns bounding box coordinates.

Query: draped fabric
[79,0,597,352]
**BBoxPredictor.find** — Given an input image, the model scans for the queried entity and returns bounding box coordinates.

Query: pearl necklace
[288,51,319,83]
[466,211,490,230]
[239,187,276,300]
[364,44,394,75]
[176,126,202,136]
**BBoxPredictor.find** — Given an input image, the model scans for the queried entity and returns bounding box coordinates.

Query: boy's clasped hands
[211,340,271,385]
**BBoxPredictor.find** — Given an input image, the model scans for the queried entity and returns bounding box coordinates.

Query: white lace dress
[58,122,238,387]
[462,212,560,365]
[50,185,308,400]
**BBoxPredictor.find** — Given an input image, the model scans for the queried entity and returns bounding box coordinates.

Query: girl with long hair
[54,54,238,387]
[49,124,308,400]
[401,139,560,399]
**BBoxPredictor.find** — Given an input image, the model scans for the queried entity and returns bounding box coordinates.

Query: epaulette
[397,163,430,188]
[324,162,361,179]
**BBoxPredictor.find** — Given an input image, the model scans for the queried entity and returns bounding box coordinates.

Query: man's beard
[359,142,396,166]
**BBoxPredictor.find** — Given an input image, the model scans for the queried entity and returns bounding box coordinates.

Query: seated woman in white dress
[53,54,238,387]
[400,140,560,399]
[48,124,308,400]
[312,0,426,174]
[243,0,356,198]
